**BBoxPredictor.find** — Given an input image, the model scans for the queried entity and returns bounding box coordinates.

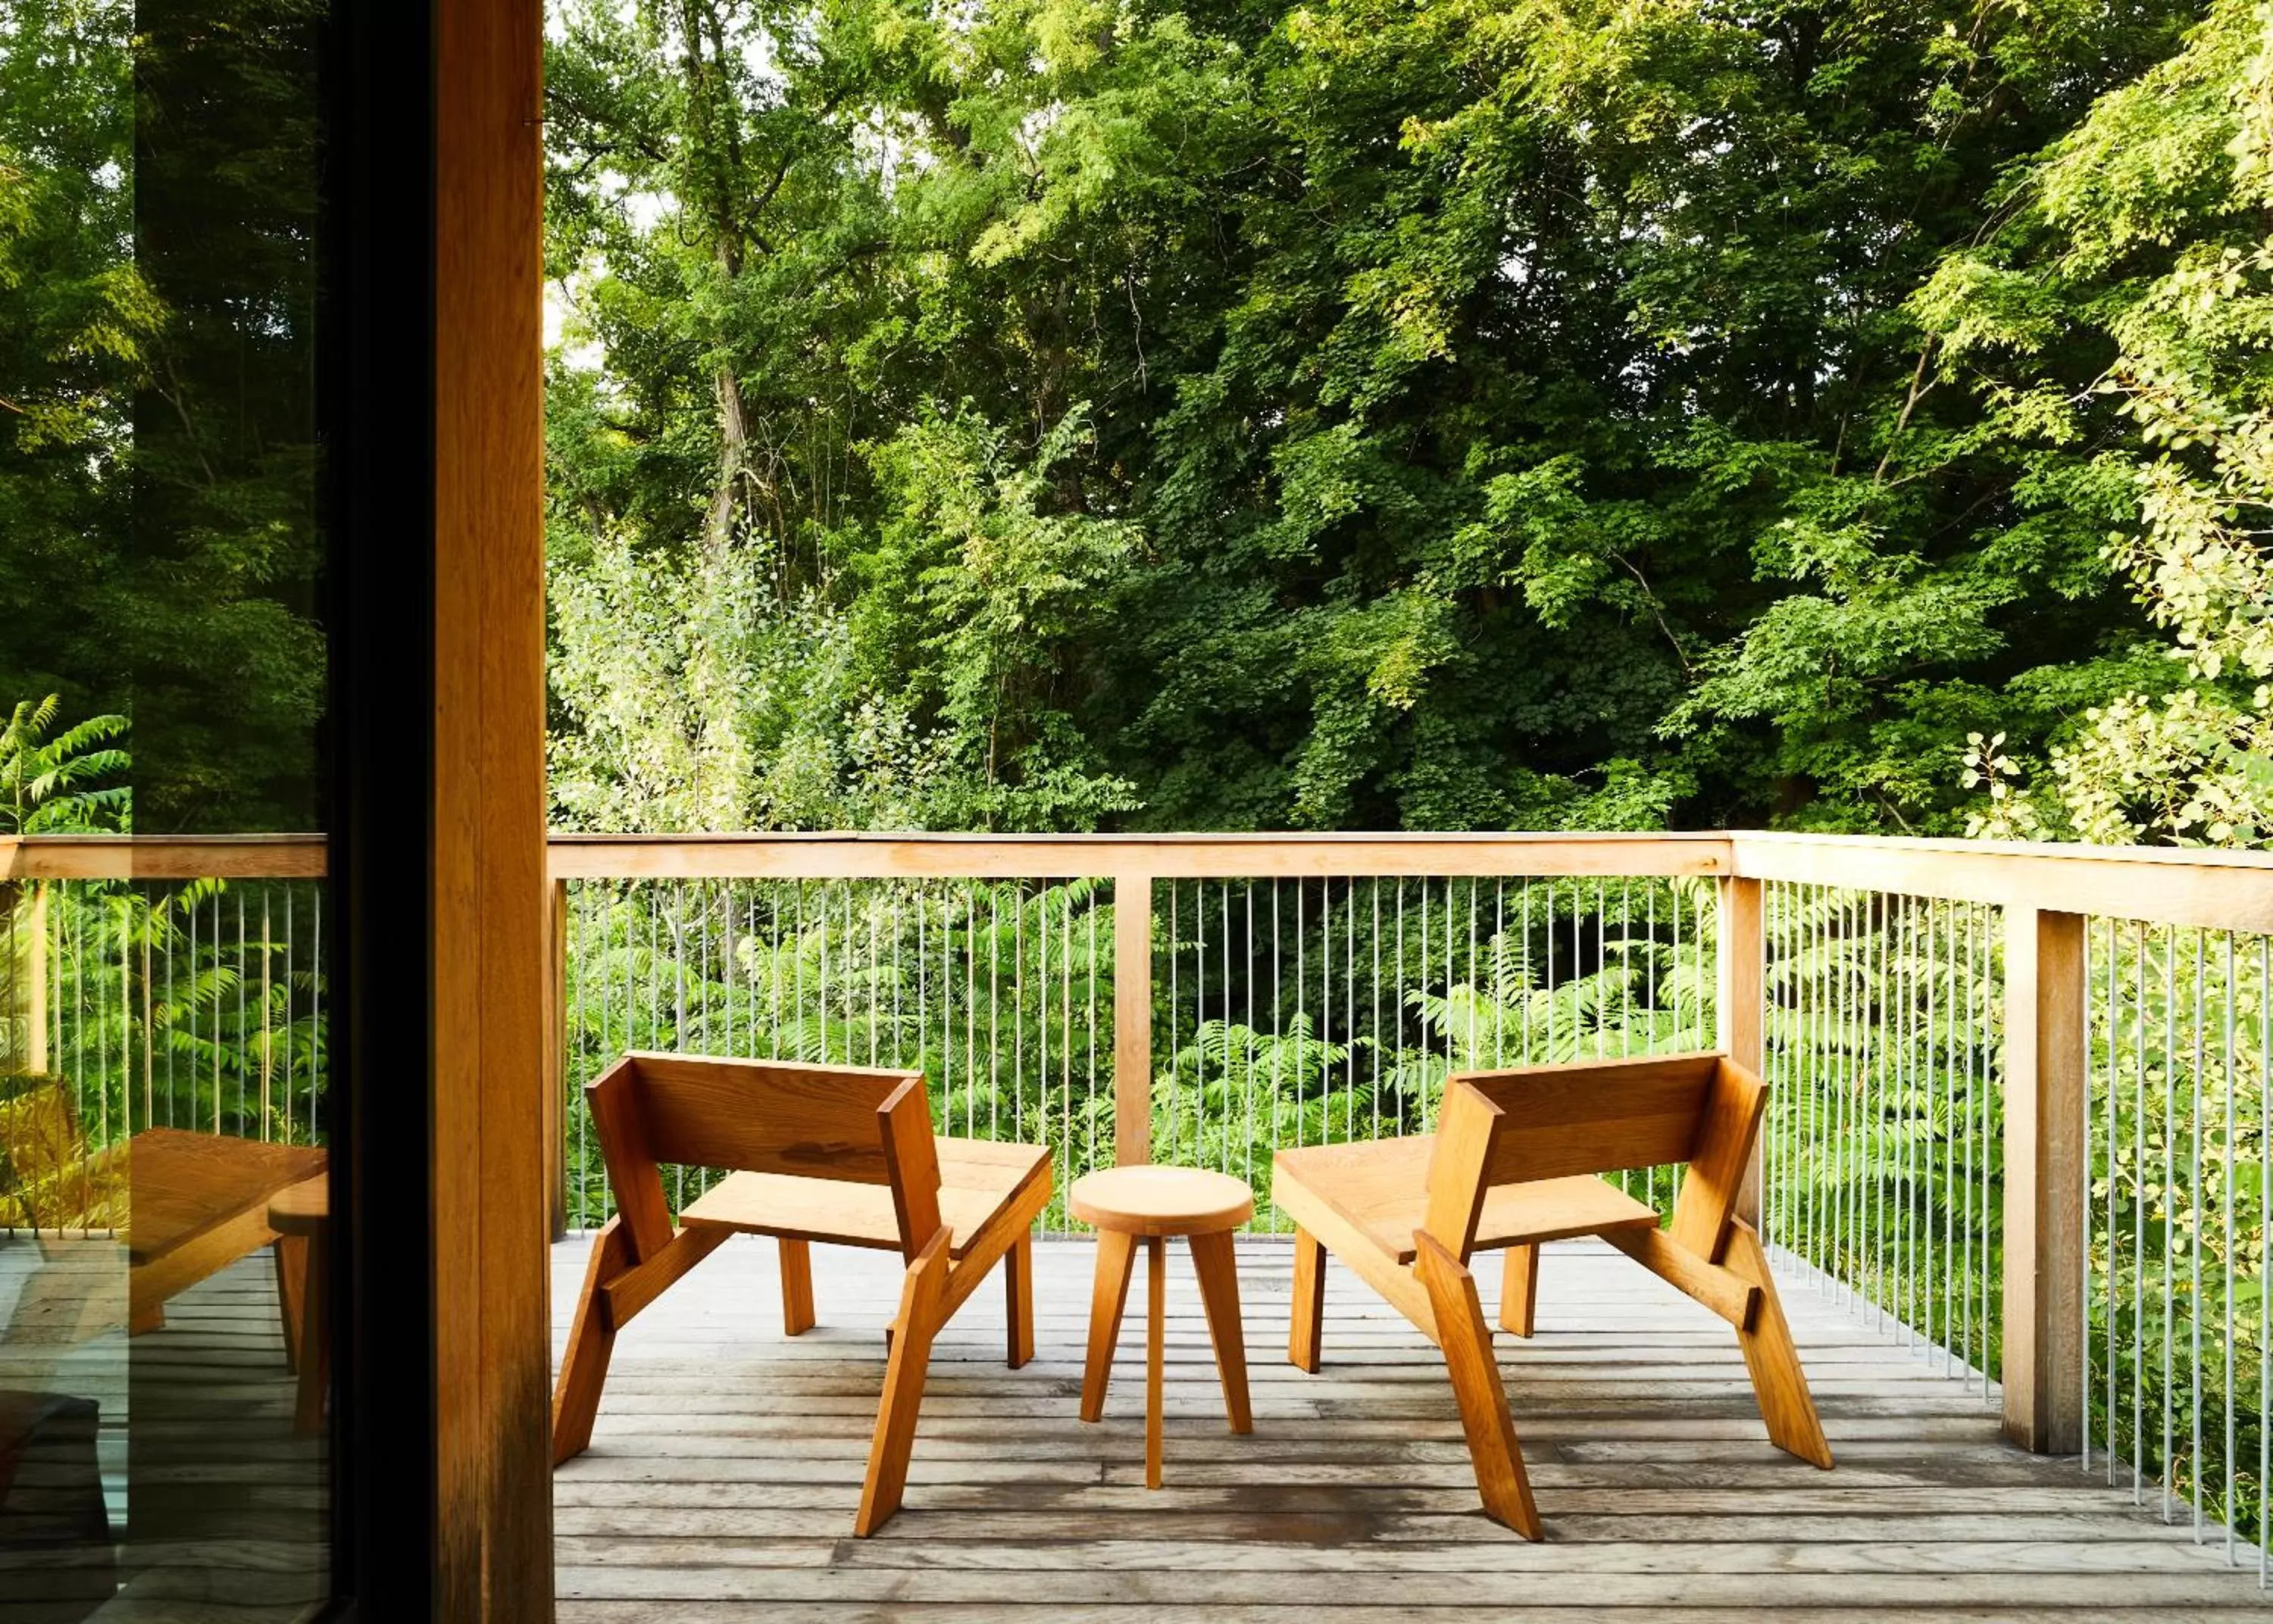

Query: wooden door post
[1715,875,1764,1223]
[2002,904,2085,1454]
[1114,871,1152,1165]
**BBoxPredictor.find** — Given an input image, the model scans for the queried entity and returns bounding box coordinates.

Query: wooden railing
[9,826,2273,1557]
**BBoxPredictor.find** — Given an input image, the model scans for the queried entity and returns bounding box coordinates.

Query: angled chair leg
[1724,1220,1833,1469]
[552,1217,633,1465]
[1289,1225,1325,1373]
[1498,1244,1539,1338]
[1414,1232,1543,1540]
[855,1228,950,1536]
[1080,1228,1138,1421]
[780,1238,816,1335]
[1006,1229,1035,1368]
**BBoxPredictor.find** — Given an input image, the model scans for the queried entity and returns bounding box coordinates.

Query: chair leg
[780,1238,815,1336]
[1414,1232,1543,1540]
[1004,1228,1036,1368]
[1189,1230,1252,1433]
[1724,1220,1834,1469]
[1498,1244,1539,1338]
[1289,1225,1325,1373]
[1080,1228,1138,1422]
[552,1216,632,1466]
[855,1228,950,1536]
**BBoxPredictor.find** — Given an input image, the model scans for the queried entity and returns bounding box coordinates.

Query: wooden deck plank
[550,1232,2268,1616]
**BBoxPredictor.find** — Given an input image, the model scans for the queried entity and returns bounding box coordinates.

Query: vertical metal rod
[2164,924,2178,1521]
[2193,929,2206,1540]
[2224,930,2237,1560]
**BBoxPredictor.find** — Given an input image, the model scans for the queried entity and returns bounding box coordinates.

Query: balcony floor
[551,1231,2265,1620]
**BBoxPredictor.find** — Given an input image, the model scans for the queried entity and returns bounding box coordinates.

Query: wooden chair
[1272,1051,1831,1538]
[549,1053,1053,1535]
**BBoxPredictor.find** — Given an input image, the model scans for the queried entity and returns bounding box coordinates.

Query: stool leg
[1146,1235,1165,1490]
[1189,1230,1251,1433]
[293,1228,328,1438]
[1080,1229,1137,1422]
[274,1237,306,1375]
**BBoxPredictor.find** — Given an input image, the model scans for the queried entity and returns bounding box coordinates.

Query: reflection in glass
[1,0,332,1616]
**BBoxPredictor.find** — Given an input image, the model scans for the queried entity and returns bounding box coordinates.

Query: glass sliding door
[2,2,337,1616]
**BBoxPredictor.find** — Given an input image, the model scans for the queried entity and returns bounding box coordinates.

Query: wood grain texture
[1114,872,1153,1165]
[1498,1243,1539,1338]
[1080,1229,1140,1421]
[1714,876,1765,1224]
[1273,1138,1658,1263]
[1070,1166,1254,1236]
[544,831,1736,882]
[2002,907,2086,1455]
[1413,1232,1543,1538]
[544,1232,2268,1616]
[1599,1226,1759,1329]
[434,0,550,1610]
[628,1054,921,1185]
[1288,1226,1325,1373]
[1005,1231,1035,1369]
[1725,1220,1834,1470]
[552,1217,630,1464]
[1463,1055,1720,1186]
[1666,1059,1766,1261]
[1418,1082,1500,1258]
[1189,1230,1252,1435]
[780,1238,816,1336]
[854,1228,950,1535]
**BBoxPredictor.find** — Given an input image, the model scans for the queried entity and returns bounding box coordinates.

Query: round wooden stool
[267,1176,328,1438]
[1069,1166,1254,1488]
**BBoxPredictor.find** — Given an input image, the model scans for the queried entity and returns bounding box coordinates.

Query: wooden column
[1715,875,1763,1223]
[1114,871,1152,1165]
[2001,905,2085,1454]
[433,0,552,1613]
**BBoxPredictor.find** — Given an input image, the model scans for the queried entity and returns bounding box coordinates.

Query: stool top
[1069,1165,1254,1237]
[267,1175,329,1233]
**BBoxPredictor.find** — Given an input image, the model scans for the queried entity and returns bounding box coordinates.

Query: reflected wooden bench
[1273,1051,1831,1538]
[549,1053,1052,1535]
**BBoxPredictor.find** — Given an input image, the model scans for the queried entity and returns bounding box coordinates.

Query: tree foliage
[544,0,2220,836]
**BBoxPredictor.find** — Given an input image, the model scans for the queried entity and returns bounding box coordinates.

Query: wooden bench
[1273,1051,1831,1538]
[549,1053,1053,1535]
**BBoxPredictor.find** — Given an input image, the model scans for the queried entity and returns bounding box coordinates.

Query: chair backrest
[1421,1051,1765,1263]
[586,1053,943,1263]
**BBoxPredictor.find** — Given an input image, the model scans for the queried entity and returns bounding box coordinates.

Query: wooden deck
[0,1234,327,1620]
[551,1231,2268,1621]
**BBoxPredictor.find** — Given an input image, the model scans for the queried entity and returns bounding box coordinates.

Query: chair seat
[1274,1135,1659,1263]
[680,1136,1049,1258]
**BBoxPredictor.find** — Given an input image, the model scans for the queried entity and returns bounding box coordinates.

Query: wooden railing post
[1114,871,1152,1166]
[1715,875,1764,1224]
[2002,904,2085,1454]
[1,880,52,1076]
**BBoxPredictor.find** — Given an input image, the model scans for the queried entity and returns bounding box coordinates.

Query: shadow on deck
[549,1232,2263,1621]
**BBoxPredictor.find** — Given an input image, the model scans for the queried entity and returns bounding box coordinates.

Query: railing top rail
[15,827,2273,932]
[542,829,1734,880]
[0,834,330,881]
[1725,830,2273,933]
